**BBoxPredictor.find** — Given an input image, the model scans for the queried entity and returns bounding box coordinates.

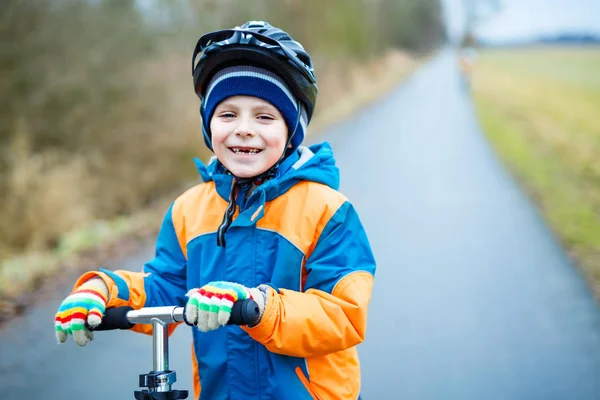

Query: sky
[442,0,600,43]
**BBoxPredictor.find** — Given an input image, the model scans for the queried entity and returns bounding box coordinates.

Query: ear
[287,143,293,148]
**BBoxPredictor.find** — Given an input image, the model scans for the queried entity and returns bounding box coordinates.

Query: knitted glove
[54,277,109,347]
[185,281,266,332]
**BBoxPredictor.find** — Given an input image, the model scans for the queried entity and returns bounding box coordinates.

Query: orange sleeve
[74,270,146,309]
[242,271,374,357]
[73,270,180,336]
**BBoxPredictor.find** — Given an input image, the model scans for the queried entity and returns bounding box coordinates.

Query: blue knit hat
[201,65,308,154]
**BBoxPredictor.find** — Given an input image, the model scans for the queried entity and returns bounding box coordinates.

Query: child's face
[210,96,288,178]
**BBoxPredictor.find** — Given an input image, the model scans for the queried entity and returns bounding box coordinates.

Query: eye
[257,114,274,121]
[218,112,236,119]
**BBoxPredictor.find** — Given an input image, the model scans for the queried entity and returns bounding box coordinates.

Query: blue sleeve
[142,203,188,307]
[304,201,376,293]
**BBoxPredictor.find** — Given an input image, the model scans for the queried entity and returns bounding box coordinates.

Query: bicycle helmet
[192,21,318,151]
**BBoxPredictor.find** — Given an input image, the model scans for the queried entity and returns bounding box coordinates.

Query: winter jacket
[75,142,376,400]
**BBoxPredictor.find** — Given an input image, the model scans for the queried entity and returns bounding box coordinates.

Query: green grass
[472,46,600,298]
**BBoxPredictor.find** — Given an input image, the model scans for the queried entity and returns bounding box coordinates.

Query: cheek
[210,121,227,146]
[270,136,287,153]
[266,124,288,152]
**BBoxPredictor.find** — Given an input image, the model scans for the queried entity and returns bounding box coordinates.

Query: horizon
[443,0,600,44]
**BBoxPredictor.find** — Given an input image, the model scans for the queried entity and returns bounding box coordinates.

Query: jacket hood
[193,142,339,225]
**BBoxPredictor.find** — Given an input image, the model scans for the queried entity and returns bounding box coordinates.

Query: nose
[234,116,255,138]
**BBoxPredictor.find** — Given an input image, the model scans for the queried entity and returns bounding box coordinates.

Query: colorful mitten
[55,277,109,347]
[185,281,266,332]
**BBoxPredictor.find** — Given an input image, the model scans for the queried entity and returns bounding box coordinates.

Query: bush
[0,0,445,260]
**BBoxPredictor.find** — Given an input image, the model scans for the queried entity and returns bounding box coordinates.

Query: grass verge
[471,46,600,298]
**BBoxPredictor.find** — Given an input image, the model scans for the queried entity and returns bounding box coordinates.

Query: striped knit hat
[201,65,308,154]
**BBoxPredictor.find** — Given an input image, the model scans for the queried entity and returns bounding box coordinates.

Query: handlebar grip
[92,298,260,331]
[92,306,135,331]
[227,298,261,326]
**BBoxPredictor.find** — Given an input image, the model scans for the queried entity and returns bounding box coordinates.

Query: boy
[55,21,376,400]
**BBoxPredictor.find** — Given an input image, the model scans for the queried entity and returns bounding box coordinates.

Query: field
[471,46,600,297]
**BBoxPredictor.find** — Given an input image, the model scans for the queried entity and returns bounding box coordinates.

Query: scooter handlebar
[92,298,260,331]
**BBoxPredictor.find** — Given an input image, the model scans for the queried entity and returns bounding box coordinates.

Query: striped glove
[185,281,266,332]
[54,277,109,347]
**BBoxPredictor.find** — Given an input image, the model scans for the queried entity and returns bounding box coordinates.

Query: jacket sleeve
[242,201,376,357]
[73,202,188,335]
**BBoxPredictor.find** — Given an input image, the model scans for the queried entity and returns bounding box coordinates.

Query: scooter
[92,299,260,399]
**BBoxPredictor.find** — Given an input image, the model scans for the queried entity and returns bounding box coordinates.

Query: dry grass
[0,49,421,314]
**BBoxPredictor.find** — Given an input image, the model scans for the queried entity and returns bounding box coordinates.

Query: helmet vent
[245,21,267,28]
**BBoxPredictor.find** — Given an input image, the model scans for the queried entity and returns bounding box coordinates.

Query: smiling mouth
[229,147,263,155]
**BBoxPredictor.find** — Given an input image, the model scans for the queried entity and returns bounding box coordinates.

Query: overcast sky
[443,0,600,43]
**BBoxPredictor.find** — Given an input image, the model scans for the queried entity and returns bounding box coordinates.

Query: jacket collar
[193,142,339,225]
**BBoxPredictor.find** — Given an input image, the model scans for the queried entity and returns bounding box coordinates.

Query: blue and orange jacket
[75,142,376,400]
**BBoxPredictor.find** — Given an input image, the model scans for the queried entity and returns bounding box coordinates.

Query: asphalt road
[1,49,599,400]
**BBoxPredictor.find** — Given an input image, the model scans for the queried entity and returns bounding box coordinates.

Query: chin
[223,155,280,179]
[232,171,257,179]
[229,165,268,179]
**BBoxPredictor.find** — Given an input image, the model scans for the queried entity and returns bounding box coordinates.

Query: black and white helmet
[192,21,318,122]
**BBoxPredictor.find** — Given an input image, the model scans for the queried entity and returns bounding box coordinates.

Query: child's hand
[185,281,265,332]
[54,277,109,347]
